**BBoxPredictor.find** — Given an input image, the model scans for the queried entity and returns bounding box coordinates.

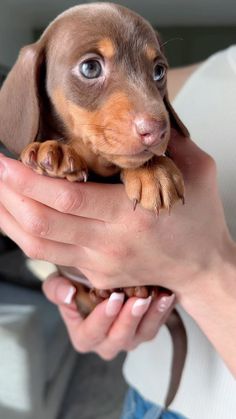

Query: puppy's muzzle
[134,114,168,147]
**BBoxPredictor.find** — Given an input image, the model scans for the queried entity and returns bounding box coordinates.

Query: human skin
[0,65,236,374]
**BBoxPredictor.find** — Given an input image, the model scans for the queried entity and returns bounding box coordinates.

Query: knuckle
[14,175,32,195]
[109,333,127,350]
[23,211,49,237]
[74,330,103,351]
[139,331,157,342]
[54,189,83,214]
[198,152,217,178]
[71,340,91,354]
[126,342,138,351]
[205,154,217,174]
[72,334,93,353]
[107,244,131,262]
[98,350,117,361]
[23,239,44,260]
[71,340,88,353]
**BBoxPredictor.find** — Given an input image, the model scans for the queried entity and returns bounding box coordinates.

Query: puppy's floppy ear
[164,94,189,137]
[0,43,45,155]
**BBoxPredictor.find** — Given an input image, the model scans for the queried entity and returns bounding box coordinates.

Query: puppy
[0,2,188,408]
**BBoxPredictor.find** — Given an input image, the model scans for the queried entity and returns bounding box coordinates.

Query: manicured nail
[132,296,152,317]
[57,283,77,305]
[156,294,175,313]
[106,292,125,317]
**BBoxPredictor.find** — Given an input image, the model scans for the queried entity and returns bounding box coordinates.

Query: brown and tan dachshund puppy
[0,3,188,407]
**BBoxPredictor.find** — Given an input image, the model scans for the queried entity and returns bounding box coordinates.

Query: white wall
[0,3,33,68]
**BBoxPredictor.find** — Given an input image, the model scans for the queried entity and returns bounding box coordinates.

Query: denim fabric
[120,388,188,419]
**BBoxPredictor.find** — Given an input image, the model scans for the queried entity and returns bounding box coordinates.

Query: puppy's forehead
[45,3,161,60]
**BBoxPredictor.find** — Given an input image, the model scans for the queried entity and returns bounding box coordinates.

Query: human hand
[0,132,231,298]
[42,274,175,359]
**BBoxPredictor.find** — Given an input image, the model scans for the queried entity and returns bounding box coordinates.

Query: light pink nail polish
[132,296,152,317]
[57,284,76,305]
[156,294,175,313]
[106,292,125,317]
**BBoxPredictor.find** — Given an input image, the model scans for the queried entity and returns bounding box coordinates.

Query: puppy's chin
[151,139,169,157]
[107,152,153,169]
[106,140,169,169]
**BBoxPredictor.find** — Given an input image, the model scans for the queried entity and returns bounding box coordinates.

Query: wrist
[181,235,236,307]
[180,237,236,376]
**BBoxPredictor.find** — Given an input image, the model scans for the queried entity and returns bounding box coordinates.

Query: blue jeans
[120,388,188,419]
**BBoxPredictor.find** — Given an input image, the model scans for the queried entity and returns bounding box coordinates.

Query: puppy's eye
[79,60,102,79]
[153,64,166,82]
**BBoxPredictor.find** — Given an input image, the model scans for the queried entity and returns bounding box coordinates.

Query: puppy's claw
[154,204,160,218]
[182,196,185,205]
[43,151,53,170]
[133,199,138,211]
[69,157,75,172]
[82,171,88,182]
[28,150,37,168]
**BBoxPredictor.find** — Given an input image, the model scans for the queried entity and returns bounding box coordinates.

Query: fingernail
[156,294,175,313]
[57,284,77,305]
[132,296,152,317]
[106,292,125,317]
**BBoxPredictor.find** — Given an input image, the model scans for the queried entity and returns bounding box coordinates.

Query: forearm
[181,239,236,377]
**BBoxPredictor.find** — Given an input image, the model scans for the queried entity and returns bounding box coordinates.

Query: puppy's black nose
[134,115,167,147]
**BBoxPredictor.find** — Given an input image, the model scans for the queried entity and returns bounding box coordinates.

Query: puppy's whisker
[161,37,183,48]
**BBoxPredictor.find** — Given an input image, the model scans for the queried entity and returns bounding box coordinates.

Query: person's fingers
[42,274,78,307]
[0,181,106,248]
[134,293,175,345]
[96,294,175,359]
[95,296,152,360]
[60,294,126,352]
[0,202,93,267]
[0,196,124,284]
[43,275,125,352]
[0,156,133,222]
[43,276,176,360]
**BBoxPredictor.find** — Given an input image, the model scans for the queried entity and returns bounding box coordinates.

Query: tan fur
[146,45,157,61]
[51,88,170,175]
[97,38,115,58]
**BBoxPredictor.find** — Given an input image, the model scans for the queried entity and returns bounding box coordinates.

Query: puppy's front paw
[74,285,157,318]
[20,141,88,182]
[122,156,184,213]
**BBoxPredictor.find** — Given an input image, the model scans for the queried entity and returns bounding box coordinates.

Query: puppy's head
[0,2,188,168]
